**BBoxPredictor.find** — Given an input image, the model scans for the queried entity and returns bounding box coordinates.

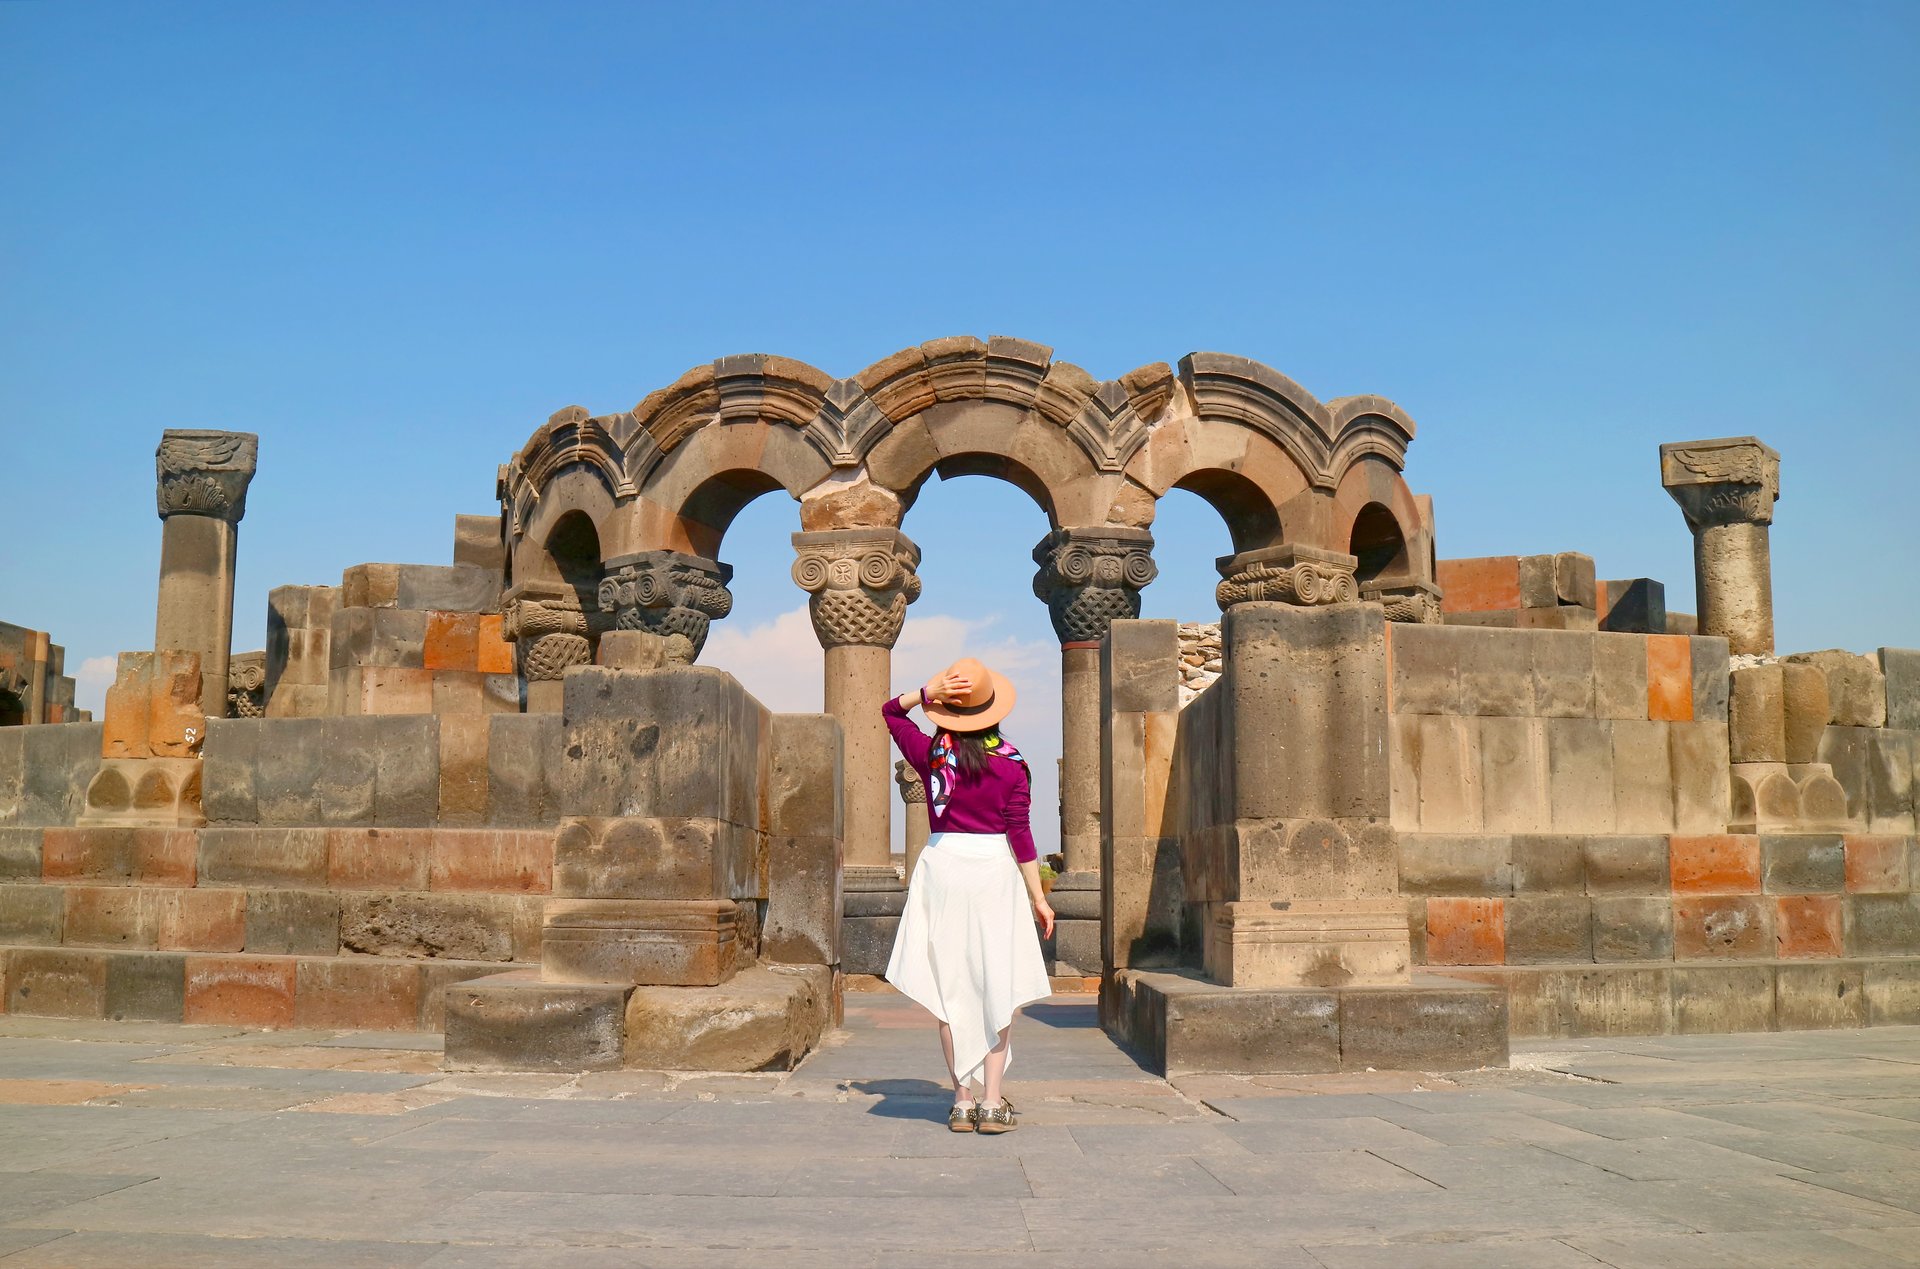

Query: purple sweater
[882,696,1038,863]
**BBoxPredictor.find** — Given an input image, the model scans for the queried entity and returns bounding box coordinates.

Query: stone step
[0,943,522,1031]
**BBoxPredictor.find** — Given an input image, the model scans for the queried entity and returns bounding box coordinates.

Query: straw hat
[922,657,1017,732]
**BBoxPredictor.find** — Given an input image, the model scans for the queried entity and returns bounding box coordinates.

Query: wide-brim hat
[923,656,1017,732]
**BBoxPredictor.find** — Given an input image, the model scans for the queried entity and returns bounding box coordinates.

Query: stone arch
[1121,413,1318,554]
[541,509,604,615]
[1330,456,1434,591]
[1348,502,1410,586]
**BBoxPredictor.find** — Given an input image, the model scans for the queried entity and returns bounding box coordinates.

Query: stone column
[793,528,920,976]
[503,581,595,713]
[597,550,734,665]
[1660,437,1781,657]
[153,430,258,716]
[1032,526,1157,976]
[895,758,930,881]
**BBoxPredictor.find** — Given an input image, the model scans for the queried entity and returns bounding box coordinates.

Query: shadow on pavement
[845,1077,952,1121]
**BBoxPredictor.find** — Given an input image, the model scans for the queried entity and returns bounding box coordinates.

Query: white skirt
[885,832,1053,1089]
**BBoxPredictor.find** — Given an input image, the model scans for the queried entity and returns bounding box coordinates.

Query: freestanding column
[154,430,258,717]
[1032,526,1156,975]
[896,758,930,880]
[1660,437,1781,657]
[793,528,921,976]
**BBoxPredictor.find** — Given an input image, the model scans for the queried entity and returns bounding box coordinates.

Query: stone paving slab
[1,999,1919,1263]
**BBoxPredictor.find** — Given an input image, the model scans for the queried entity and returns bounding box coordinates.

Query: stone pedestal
[541,899,739,986]
[153,430,257,717]
[1047,869,1102,975]
[1661,437,1781,657]
[841,863,906,976]
[1205,901,1410,989]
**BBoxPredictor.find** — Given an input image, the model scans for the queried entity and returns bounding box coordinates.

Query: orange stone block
[184,956,297,1027]
[326,828,431,891]
[1669,835,1760,894]
[1424,897,1506,965]
[1646,635,1694,722]
[147,651,207,757]
[475,615,515,675]
[132,829,198,886]
[361,667,435,716]
[293,958,421,1031]
[1844,835,1908,892]
[1436,557,1522,614]
[157,890,245,952]
[63,887,157,948]
[423,612,479,672]
[1775,895,1844,958]
[41,828,134,882]
[429,829,552,893]
[101,653,154,759]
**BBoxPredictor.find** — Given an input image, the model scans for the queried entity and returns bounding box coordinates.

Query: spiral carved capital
[1215,545,1361,611]
[1031,527,1157,645]
[597,550,734,664]
[791,528,922,649]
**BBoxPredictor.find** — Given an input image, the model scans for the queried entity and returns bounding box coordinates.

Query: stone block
[840,914,898,976]
[1672,964,1776,1034]
[104,951,186,1022]
[1424,897,1504,965]
[1591,897,1673,960]
[155,889,246,952]
[1785,649,1888,729]
[542,898,738,986]
[325,826,431,891]
[1518,552,1595,609]
[476,617,515,676]
[1882,648,1920,731]
[200,718,258,823]
[1397,834,1512,896]
[1338,980,1509,1070]
[311,716,378,826]
[0,884,63,944]
[1729,665,1785,764]
[1669,721,1732,835]
[624,965,830,1072]
[253,717,324,824]
[1205,901,1409,989]
[63,886,158,948]
[1547,719,1615,832]
[1866,731,1918,832]
[21,723,104,825]
[1411,715,1483,832]
[1106,970,1341,1076]
[1530,631,1596,719]
[1846,893,1920,956]
[1389,624,1463,715]
[443,971,630,1071]
[1866,959,1920,1025]
[1775,961,1865,1029]
[552,816,761,903]
[1843,834,1908,892]
[184,955,297,1026]
[767,713,841,839]
[453,514,505,571]
[293,958,422,1031]
[1436,557,1521,613]
[1645,635,1694,723]
[1455,627,1534,717]
[1669,833,1760,893]
[339,892,514,961]
[1478,717,1549,833]
[487,713,559,826]
[359,666,435,714]
[763,836,839,967]
[6,948,108,1017]
[1691,636,1731,723]
[0,730,22,826]
[423,611,479,672]
[1103,834,1184,971]
[1611,719,1674,833]
[396,563,502,614]
[0,828,40,880]
[1105,620,1180,714]
[1780,662,1830,765]
[1774,894,1844,958]
[244,890,341,956]
[1673,895,1772,959]
[1760,834,1845,894]
[1583,835,1670,894]
[374,715,441,825]
[1510,835,1585,893]
[430,828,550,893]
[200,827,328,887]
[415,959,499,1029]
[40,827,135,882]
[1599,578,1666,634]
[1593,634,1649,721]
[558,667,768,827]
[1052,918,1101,975]
[1504,895,1592,964]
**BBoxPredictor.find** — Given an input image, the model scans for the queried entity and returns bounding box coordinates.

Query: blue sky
[4,2,1916,852]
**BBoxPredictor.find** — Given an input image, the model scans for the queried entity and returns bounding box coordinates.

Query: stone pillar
[153,430,258,716]
[793,528,920,976]
[1032,526,1157,975]
[503,581,595,713]
[1660,437,1781,657]
[896,758,930,880]
[597,550,734,665]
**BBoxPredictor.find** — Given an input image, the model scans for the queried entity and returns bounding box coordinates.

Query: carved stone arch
[862,398,1116,528]
[617,415,834,559]
[1330,455,1439,621]
[503,406,629,544]
[1121,412,1319,554]
[1327,395,1418,479]
[516,467,617,584]
[625,354,846,488]
[1179,353,1340,488]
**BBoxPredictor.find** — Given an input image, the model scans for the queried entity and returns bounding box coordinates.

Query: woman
[883,656,1054,1135]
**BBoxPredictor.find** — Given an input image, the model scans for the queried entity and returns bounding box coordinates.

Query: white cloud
[702,606,1065,858]
[73,655,117,716]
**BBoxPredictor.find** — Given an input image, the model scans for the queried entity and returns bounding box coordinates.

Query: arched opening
[1137,486,1238,623]
[545,510,604,614]
[679,469,789,561]
[1171,469,1284,557]
[1349,502,1411,586]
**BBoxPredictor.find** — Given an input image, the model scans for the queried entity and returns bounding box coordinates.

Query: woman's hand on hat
[924,670,972,705]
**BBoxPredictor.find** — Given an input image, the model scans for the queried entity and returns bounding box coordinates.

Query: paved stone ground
[3,992,1920,1266]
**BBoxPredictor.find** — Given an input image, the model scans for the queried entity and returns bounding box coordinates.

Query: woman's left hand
[1033,898,1055,938]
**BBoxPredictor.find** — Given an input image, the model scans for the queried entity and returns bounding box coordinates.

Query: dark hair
[943,726,1001,779]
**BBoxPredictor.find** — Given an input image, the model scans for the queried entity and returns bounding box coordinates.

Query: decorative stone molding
[226,652,266,719]
[894,758,926,805]
[1362,579,1444,625]
[790,529,922,649]
[597,550,734,664]
[1660,437,1781,529]
[503,581,598,682]
[155,430,259,522]
[1030,527,1157,646]
[1215,544,1359,610]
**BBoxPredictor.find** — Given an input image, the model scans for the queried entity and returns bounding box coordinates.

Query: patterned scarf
[928,730,1026,817]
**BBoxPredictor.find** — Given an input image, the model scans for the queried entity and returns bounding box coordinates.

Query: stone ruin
[0,623,89,727]
[0,338,1916,1077]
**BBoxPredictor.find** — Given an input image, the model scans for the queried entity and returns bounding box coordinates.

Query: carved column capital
[156,430,259,522]
[1030,527,1157,646]
[597,550,734,664]
[503,581,594,681]
[1362,579,1444,624]
[1215,544,1359,611]
[1661,437,1781,529]
[894,758,927,805]
[226,652,266,718]
[790,528,922,649]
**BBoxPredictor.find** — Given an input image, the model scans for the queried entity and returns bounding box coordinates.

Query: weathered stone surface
[1396,834,1512,896]
[541,899,738,986]
[1784,649,1888,729]
[1106,970,1340,1076]
[443,971,630,1072]
[1674,895,1773,959]
[1847,893,1920,957]
[1883,648,1920,731]
[373,715,440,825]
[0,884,63,945]
[1593,634,1649,722]
[1728,665,1785,764]
[840,914,899,977]
[624,965,830,1071]
[1503,895,1593,963]
[452,514,506,572]
[1599,578,1666,634]
[1780,661,1830,765]
[0,828,41,879]
[6,947,108,1017]
[1672,963,1776,1034]
[243,889,340,956]
[340,893,516,961]
[487,712,560,826]
[1510,835,1584,893]
[199,828,328,887]
[1583,835,1670,894]
[104,951,187,1022]
[1338,980,1509,1070]
[1759,834,1845,894]
[1776,961,1867,1030]
[557,667,768,827]
[1591,897,1673,961]
[552,817,763,902]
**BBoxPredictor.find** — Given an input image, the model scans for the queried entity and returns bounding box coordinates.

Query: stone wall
[0,622,89,726]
